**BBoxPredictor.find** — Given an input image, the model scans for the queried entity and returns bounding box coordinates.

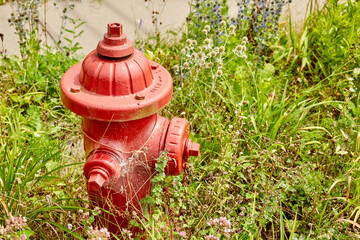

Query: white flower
[183,62,190,69]
[67,224,73,230]
[219,46,225,53]
[204,38,211,45]
[353,67,360,76]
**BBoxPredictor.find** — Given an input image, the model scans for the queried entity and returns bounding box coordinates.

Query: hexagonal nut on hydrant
[88,173,108,191]
[107,23,122,37]
[186,139,200,157]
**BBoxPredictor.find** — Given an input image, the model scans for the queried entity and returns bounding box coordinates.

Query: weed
[0,215,31,239]
[1,0,360,239]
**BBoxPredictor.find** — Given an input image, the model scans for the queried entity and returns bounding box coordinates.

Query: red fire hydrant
[60,23,200,236]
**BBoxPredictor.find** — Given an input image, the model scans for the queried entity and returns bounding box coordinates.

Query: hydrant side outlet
[60,23,200,236]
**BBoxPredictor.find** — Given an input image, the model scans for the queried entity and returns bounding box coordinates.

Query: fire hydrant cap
[60,23,173,122]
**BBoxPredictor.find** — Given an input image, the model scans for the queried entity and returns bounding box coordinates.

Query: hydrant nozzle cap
[97,23,134,58]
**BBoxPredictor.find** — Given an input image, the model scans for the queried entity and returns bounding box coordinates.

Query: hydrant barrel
[60,23,200,237]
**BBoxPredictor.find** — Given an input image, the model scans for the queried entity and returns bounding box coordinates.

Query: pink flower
[179,231,186,238]
[205,234,219,240]
[219,217,231,227]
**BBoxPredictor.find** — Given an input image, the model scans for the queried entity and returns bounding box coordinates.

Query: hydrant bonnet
[60,23,173,122]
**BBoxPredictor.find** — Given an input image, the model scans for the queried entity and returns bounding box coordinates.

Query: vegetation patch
[1,0,359,239]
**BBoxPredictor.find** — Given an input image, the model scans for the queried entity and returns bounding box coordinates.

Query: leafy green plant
[128,152,188,239]
[0,105,85,238]
[140,0,360,239]
[186,0,291,52]
[1,0,360,239]
[8,0,41,60]
[284,0,360,98]
[0,2,87,237]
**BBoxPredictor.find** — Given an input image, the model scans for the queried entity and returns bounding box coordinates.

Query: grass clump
[0,1,93,239]
[1,0,360,239]
[141,0,360,239]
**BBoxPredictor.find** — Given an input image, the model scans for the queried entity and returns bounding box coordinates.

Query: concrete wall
[0,0,328,56]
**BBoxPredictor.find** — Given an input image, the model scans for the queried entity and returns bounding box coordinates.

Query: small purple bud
[138,18,143,30]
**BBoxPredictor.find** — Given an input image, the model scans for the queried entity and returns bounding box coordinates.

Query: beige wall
[0,0,329,56]
[282,0,327,30]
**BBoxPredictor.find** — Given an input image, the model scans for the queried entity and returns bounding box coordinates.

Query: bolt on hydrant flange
[60,23,200,237]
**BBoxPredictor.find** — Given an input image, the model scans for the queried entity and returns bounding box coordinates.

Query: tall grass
[1,0,360,239]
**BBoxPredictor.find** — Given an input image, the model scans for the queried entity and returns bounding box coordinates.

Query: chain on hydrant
[60,23,200,237]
